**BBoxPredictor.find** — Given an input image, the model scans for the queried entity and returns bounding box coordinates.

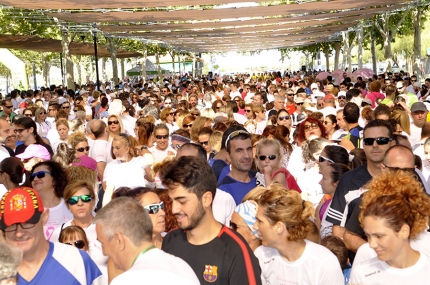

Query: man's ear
[201,191,214,208]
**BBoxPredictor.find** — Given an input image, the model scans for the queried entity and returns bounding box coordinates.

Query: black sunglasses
[76,146,90,152]
[183,124,193,128]
[258,155,277,161]
[363,137,393,146]
[155,135,169,139]
[62,106,70,109]
[30,171,52,182]
[108,120,119,125]
[382,163,415,173]
[64,240,86,249]
[278,116,290,121]
[199,141,209,146]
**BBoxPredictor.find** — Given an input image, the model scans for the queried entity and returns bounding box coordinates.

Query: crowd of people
[1,69,430,284]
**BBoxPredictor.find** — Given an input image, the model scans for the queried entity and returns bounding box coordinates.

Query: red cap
[324,94,335,100]
[0,187,44,230]
[276,78,281,83]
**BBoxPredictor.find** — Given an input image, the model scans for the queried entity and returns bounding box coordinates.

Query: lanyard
[131,245,155,266]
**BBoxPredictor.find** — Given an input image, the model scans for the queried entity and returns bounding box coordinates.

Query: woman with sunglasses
[103,134,154,205]
[107,114,125,142]
[113,187,166,249]
[254,186,344,285]
[55,180,108,277]
[276,109,292,132]
[181,115,195,133]
[23,108,34,119]
[0,157,31,196]
[160,107,178,134]
[211,99,223,114]
[323,114,339,140]
[287,117,327,179]
[34,107,51,138]
[317,145,362,174]
[31,161,72,241]
[68,131,90,158]
[59,225,90,252]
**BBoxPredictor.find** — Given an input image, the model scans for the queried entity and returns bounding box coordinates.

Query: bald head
[90,119,107,139]
[383,145,415,169]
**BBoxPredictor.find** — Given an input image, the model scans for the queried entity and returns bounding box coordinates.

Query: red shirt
[286,103,295,115]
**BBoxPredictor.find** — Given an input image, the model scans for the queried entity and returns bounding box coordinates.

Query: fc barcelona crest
[203,264,218,282]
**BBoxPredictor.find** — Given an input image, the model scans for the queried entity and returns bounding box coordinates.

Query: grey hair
[0,242,22,280]
[93,197,153,245]
[85,120,94,134]
[75,111,86,121]
[69,118,84,132]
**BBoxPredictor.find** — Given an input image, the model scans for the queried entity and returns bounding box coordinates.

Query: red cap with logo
[0,187,44,230]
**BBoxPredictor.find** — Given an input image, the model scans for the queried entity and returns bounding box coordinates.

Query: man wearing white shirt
[409,102,428,147]
[229,82,241,98]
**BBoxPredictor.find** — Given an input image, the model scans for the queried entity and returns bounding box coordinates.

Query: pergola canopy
[0,34,142,57]
[0,0,419,52]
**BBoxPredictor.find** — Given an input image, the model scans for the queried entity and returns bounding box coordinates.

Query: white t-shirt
[44,198,73,242]
[149,146,176,163]
[89,140,109,163]
[254,240,344,285]
[111,248,199,285]
[409,123,422,147]
[104,156,151,190]
[36,121,51,138]
[350,246,430,285]
[287,147,304,180]
[255,120,267,135]
[212,189,236,226]
[296,166,323,207]
[321,106,337,118]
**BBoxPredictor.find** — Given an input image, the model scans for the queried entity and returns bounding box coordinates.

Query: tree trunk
[171,52,176,74]
[76,55,82,85]
[342,31,349,70]
[412,5,421,79]
[357,26,363,69]
[324,50,330,71]
[42,52,49,87]
[178,53,181,75]
[101,58,107,81]
[334,42,341,70]
[120,58,125,80]
[61,30,75,89]
[370,33,377,74]
[106,38,121,85]
[141,42,147,81]
[192,53,196,78]
[155,50,162,80]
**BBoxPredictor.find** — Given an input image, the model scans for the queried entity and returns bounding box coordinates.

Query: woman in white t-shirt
[103,134,154,206]
[253,183,344,285]
[35,107,51,138]
[30,160,73,241]
[350,170,430,284]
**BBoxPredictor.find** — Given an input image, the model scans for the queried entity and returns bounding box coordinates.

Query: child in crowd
[59,225,90,252]
[321,235,351,285]
[255,138,301,193]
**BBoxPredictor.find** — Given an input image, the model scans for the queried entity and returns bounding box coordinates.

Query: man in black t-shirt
[327,120,395,245]
[160,156,262,285]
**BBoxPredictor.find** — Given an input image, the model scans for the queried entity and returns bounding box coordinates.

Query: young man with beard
[160,156,262,285]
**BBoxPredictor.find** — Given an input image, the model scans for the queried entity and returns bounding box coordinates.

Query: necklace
[131,245,156,266]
